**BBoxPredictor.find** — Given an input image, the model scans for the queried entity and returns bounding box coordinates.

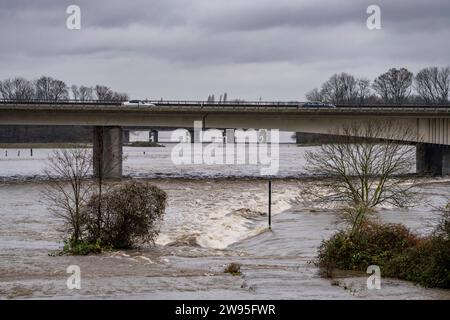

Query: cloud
[0,0,448,100]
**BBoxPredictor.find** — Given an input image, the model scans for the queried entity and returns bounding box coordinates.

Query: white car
[122,100,155,107]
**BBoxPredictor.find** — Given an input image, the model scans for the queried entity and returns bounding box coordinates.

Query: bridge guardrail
[0,99,450,113]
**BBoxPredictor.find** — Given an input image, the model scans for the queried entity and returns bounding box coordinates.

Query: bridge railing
[0,98,123,105]
[1,99,450,111]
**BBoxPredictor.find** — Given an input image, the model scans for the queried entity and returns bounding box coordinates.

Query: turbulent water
[0,144,449,299]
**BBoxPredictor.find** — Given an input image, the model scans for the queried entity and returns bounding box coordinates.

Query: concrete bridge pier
[224,129,235,143]
[188,129,202,143]
[149,130,159,143]
[188,130,194,143]
[93,126,123,179]
[416,144,450,176]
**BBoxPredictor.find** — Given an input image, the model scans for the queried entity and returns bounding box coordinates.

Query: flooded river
[0,145,449,299]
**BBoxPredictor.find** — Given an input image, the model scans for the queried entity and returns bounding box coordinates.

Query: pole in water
[268,179,272,230]
[30,148,33,157]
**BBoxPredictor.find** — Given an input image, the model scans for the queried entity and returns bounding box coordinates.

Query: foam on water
[153,180,302,249]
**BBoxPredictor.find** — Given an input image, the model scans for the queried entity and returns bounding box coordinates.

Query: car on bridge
[301,101,336,108]
[122,100,156,107]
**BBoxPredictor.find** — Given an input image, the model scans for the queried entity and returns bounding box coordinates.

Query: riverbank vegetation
[317,206,450,289]
[44,149,167,255]
[224,262,242,276]
[306,122,449,289]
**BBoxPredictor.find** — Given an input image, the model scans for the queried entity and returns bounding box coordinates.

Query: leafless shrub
[43,149,93,243]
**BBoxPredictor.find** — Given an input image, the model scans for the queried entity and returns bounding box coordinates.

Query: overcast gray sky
[0,0,449,100]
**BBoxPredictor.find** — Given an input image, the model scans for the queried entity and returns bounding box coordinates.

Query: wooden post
[268,179,272,230]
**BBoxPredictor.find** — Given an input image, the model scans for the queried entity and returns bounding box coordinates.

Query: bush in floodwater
[317,214,450,289]
[384,236,450,288]
[384,209,450,288]
[83,180,167,249]
[61,238,106,256]
[224,262,242,276]
[316,221,419,277]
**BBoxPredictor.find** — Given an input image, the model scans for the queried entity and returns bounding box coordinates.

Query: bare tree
[111,91,129,102]
[0,77,35,100]
[78,86,94,101]
[320,73,359,104]
[52,80,69,100]
[305,121,417,235]
[307,73,371,105]
[0,75,125,103]
[305,88,323,101]
[93,85,127,101]
[43,149,93,243]
[373,68,413,105]
[35,76,69,101]
[356,78,371,104]
[414,67,450,105]
[94,85,113,100]
[71,85,79,100]
[34,77,51,100]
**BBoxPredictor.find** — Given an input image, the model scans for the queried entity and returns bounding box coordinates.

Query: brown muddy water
[0,145,449,299]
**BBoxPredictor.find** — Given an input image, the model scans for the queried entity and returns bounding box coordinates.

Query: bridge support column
[188,130,194,143]
[416,144,450,176]
[295,132,302,144]
[188,129,201,143]
[224,129,235,143]
[93,126,123,179]
[149,130,159,143]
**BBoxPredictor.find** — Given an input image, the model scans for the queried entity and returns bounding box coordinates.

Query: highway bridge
[1,100,449,177]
